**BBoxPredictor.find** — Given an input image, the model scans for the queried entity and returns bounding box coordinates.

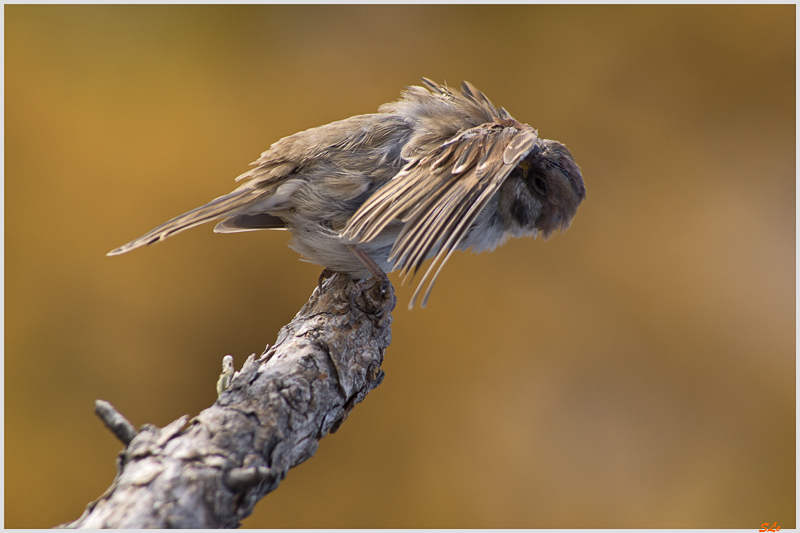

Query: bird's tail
[107,188,256,256]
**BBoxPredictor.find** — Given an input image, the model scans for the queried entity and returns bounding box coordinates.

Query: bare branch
[60,273,395,529]
[94,400,138,446]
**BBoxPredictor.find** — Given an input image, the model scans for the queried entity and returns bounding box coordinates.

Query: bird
[108,78,586,309]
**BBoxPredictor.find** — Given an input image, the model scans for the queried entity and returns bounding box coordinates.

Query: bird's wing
[342,102,538,308]
[108,113,400,256]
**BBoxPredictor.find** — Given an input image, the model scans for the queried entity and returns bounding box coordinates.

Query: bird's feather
[341,82,539,307]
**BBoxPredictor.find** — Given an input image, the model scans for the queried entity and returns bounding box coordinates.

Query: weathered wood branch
[61,272,396,529]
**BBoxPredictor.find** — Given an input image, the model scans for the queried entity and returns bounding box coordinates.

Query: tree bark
[60,272,395,528]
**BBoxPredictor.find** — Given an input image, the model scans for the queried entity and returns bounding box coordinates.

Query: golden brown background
[5,5,795,528]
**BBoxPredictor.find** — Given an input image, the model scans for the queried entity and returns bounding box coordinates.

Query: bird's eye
[533,177,548,195]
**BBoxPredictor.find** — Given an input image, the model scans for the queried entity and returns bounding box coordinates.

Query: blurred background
[5,5,795,528]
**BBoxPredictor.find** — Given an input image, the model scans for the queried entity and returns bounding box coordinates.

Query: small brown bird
[108,78,585,308]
